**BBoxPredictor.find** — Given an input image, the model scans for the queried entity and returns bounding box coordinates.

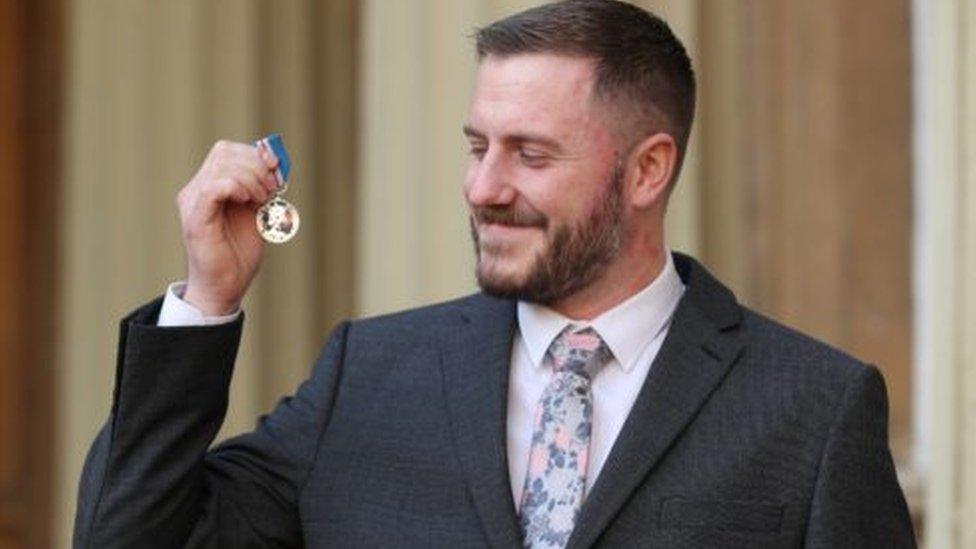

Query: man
[74,1,915,547]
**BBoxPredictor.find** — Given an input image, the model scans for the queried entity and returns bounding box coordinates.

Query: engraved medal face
[256,196,300,244]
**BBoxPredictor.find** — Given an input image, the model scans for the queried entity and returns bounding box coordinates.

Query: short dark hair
[475,0,696,185]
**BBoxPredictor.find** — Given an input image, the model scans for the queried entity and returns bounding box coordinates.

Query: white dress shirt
[157,253,686,510]
[157,281,242,327]
[506,252,685,509]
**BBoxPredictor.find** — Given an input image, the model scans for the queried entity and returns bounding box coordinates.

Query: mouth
[475,222,543,255]
[478,222,540,236]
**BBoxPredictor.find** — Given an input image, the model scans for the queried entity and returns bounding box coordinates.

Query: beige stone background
[5,0,968,547]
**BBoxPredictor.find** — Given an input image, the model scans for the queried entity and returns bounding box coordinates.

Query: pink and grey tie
[518,326,613,548]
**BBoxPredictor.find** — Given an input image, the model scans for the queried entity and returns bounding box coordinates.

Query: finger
[204,140,279,193]
[206,140,257,167]
[214,176,256,204]
[256,144,280,171]
[213,140,279,176]
[185,177,244,226]
[224,158,278,197]
[255,150,281,191]
[222,142,281,192]
[231,169,270,204]
[211,175,264,210]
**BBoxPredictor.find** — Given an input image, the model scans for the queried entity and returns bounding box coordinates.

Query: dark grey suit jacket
[74,254,915,548]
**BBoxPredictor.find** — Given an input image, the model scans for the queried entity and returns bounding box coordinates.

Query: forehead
[468,54,601,137]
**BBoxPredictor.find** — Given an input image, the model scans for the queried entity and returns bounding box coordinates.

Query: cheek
[515,171,564,212]
[523,183,588,228]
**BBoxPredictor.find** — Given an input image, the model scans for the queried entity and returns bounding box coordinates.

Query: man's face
[464,54,626,305]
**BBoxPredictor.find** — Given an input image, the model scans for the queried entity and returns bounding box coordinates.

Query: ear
[625,132,678,209]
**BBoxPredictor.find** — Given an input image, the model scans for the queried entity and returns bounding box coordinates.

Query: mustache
[471,205,548,228]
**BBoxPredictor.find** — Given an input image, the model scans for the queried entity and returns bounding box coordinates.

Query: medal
[254,133,300,244]
[256,196,301,244]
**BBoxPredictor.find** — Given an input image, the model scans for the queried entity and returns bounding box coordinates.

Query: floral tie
[518,325,613,548]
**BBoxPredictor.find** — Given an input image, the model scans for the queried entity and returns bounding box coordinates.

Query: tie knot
[547,325,613,380]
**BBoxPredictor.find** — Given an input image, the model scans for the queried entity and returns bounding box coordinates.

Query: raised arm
[74,298,349,547]
[74,139,345,547]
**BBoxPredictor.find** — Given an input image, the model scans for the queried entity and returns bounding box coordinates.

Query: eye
[519,148,549,167]
[468,144,487,160]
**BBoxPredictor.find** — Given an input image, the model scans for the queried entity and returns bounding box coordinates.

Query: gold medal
[256,196,300,244]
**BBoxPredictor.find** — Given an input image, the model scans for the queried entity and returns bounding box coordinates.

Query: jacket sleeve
[803,364,916,548]
[73,297,350,548]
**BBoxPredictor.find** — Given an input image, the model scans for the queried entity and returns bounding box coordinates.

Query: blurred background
[0,0,973,547]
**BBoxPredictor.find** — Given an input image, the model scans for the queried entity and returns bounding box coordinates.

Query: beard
[470,162,625,305]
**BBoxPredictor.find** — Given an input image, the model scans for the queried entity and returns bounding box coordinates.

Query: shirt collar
[517,251,686,372]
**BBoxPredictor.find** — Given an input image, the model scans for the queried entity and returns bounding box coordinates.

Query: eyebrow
[462,124,564,154]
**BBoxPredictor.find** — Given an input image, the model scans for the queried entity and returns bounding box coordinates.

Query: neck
[548,243,668,321]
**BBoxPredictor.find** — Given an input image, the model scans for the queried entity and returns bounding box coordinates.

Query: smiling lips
[478,222,540,236]
[476,222,543,254]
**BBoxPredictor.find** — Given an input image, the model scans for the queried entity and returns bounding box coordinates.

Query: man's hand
[176,140,281,316]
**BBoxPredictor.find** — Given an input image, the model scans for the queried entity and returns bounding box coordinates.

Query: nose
[465,150,517,207]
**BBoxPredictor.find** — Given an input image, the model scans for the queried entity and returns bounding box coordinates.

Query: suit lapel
[438,295,522,549]
[567,254,746,549]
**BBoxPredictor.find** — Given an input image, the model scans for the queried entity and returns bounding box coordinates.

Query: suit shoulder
[738,306,871,382]
[729,307,889,434]
[345,292,506,336]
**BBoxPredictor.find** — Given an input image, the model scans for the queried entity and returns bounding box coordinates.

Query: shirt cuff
[157,281,242,327]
